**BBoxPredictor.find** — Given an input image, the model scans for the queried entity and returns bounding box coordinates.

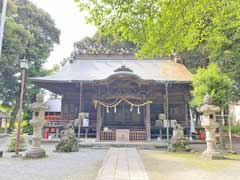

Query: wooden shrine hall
[31,54,193,142]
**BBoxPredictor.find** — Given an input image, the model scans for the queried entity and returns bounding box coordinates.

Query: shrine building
[31,54,192,141]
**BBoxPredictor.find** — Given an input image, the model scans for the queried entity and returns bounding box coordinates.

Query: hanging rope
[94,98,152,109]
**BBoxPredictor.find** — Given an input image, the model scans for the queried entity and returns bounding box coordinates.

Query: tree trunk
[218,110,226,150]
[8,103,19,132]
[202,56,209,68]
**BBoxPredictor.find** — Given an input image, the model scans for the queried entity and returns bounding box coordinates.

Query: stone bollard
[25,93,48,158]
[197,94,224,160]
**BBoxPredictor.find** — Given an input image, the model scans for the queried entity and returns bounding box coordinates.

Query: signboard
[163,120,168,127]
[170,120,177,128]
[155,120,163,127]
[82,118,89,127]
[236,106,240,125]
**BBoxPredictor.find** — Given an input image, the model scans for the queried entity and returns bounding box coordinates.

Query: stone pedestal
[197,94,224,160]
[116,129,130,142]
[25,94,48,158]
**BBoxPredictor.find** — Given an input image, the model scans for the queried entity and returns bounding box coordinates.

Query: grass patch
[140,150,234,172]
[223,125,240,135]
[225,153,240,160]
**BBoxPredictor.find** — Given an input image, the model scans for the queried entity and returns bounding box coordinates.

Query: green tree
[7,129,28,152]
[76,0,240,57]
[191,63,234,109]
[74,32,137,55]
[62,32,137,65]
[76,0,240,98]
[0,0,60,130]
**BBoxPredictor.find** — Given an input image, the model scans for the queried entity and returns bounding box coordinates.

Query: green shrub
[7,130,28,152]
[22,121,33,135]
[0,128,5,133]
[223,125,240,135]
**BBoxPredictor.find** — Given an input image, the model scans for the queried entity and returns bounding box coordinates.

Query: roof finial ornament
[114,65,133,73]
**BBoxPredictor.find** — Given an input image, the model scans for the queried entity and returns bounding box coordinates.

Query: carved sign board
[116,129,130,142]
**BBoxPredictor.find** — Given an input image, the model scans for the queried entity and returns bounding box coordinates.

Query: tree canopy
[191,63,234,108]
[61,32,137,66]
[76,0,240,57]
[76,0,240,100]
[74,32,137,55]
[0,0,60,130]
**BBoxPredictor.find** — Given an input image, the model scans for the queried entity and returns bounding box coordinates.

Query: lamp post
[13,59,28,157]
[0,0,8,57]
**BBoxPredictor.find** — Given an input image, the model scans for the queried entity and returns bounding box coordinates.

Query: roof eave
[30,78,192,84]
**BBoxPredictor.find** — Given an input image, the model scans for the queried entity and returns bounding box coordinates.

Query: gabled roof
[31,55,192,83]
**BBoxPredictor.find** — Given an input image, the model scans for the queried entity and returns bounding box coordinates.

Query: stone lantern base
[202,150,224,160]
[25,148,46,159]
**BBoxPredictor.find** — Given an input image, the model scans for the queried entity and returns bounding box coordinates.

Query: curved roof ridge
[30,58,192,83]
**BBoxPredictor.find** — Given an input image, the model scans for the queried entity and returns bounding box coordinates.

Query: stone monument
[55,121,79,152]
[26,93,48,158]
[197,94,224,160]
[170,122,191,152]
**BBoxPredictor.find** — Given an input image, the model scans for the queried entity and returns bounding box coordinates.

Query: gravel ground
[1,136,240,180]
[0,137,107,180]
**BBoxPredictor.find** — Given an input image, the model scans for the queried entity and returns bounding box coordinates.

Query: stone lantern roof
[197,94,221,113]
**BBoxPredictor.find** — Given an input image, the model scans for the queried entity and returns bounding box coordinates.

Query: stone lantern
[25,93,48,158]
[197,94,224,159]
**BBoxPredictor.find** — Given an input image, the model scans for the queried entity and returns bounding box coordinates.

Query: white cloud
[29,0,96,69]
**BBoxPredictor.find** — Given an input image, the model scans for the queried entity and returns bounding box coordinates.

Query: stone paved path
[96,148,149,180]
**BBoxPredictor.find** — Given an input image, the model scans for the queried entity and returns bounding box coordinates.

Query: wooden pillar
[96,103,102,142]
[165,82,170,149]
[146,103,151,141]
[79,82,83,112]
[184,95,188,127]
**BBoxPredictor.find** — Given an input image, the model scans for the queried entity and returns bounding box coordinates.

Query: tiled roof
[31,55,192,83]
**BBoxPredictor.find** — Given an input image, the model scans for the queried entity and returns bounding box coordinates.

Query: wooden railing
[100,131,116,141]
[45,119,69,127]
[130,131,147,141]
[45,115,61,121]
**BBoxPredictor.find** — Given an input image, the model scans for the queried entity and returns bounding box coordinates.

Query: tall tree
[76,0,240,56]
[191,63,234,109]
[74,32,137,55]
[76,0,240,98]
[0,0,60,130]
[61,32,137,66]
